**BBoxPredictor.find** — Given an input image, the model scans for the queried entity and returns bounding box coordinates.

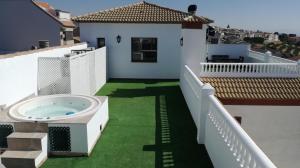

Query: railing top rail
[208,95,277,168]
[185,65,204,86]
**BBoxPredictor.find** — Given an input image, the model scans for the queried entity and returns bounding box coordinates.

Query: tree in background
[279,33,289,43]
[243,37,265,44]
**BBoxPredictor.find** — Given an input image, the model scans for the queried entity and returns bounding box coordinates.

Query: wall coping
[0,42,87,60]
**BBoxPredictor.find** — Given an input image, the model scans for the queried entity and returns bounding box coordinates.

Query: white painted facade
[0,43,88,107]
[226,105,300,168]
[79,23,184,79]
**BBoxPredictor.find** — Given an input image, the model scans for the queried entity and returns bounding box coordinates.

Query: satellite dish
[188,5,197,15]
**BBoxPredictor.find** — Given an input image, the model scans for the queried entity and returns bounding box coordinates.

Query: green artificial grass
[42,79,212,168]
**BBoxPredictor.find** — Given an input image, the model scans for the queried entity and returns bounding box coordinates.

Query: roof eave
[72,20,185,24]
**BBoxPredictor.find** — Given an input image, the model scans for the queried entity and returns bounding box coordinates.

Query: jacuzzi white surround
[9,95,101,122]
[4,95,109,156]
[48,96,109,155]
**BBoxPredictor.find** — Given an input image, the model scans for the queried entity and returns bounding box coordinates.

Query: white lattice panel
[38,57,71,95]
[37,47,107,96]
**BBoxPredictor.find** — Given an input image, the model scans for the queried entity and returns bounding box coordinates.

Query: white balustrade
[206,95,276,168]
[180,65,277,168]
[180,65,204,129]
[200,62,299,78]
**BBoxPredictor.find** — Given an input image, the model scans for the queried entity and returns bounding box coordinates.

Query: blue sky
[44,0,300,35]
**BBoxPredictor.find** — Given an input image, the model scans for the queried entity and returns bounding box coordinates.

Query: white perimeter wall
[79,23,182,79]
[225,105,300,168]
[0,43,88,107]
[207,44,250,59]
[70,47,107,95]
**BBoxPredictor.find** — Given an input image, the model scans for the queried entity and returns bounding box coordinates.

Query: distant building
[0,0,75,51]
[265,33,279,43]
[288,36,300,44]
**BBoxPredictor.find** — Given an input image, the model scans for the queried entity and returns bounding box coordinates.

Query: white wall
[79,23,182,79]
[94,47,107,92]
[226,105,300,168]
[0,43,88,107]
[207,44,250,59]
[0,0,61,51]
[181,26,208,75]
[69,47,107,95]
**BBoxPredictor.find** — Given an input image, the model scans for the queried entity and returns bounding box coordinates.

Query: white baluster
[240,148,247,167]
[244,152,252,168]
[237,143,243,162]
[233,139,239,156]
[230,135,236,152]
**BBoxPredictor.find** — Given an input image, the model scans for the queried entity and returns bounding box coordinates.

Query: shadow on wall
[108,84,213,168]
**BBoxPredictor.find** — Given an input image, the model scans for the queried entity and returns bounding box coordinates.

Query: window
[97,38,105,48]
[131,38,157,62]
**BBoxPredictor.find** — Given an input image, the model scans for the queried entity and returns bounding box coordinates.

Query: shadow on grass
[108,84,213,168]
[108,78,179,84]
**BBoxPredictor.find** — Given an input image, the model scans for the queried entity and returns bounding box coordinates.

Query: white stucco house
[73,1,212,79]
[0,0,75,52]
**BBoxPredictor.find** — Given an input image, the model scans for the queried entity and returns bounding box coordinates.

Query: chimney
[188,4,197,15]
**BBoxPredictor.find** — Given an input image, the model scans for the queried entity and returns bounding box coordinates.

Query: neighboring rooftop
[33,1,75,28]
[72,1,212,24]
[201,77,300,105]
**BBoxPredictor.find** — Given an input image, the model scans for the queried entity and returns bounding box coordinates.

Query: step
[14,122,48,133]
[7,133,47,151]
[1,150,47,168]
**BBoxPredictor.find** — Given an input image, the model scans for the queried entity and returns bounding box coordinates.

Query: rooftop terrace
[42,79,212,168]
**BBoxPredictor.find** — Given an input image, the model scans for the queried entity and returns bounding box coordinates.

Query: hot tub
[4,95,109,156]
[9,95,101,122]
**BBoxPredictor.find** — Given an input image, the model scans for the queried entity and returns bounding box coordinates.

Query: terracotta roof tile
[72,1,212,24]
[200,77,300,105]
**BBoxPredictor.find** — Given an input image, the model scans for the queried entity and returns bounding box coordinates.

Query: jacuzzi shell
[9,94,101,122]
[4,95,109,156]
